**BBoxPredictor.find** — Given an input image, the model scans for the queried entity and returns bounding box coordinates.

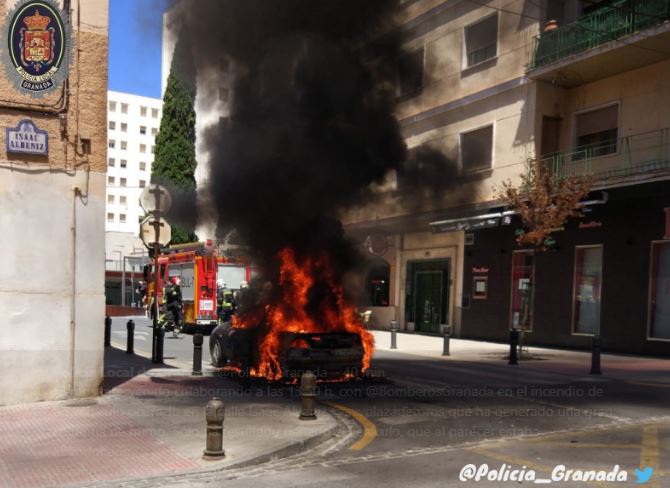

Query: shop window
[364,259,390,306]
[465,14,498,67]
[461,125,493,174]
[510,251,534,330]
[573,245,603,335]
[397,48,424,97]
[648,241,670,340]
[574,104,618,157]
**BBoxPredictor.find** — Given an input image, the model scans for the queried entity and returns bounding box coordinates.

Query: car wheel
[211,341,226,367]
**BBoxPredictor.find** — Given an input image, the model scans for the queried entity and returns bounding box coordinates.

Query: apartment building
[345,0,670,356]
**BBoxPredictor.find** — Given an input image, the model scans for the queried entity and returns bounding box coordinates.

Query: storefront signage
[472,267,489,274]
[3,0,72,96]
[473,276,488,299]
[579,221,602,229]
[431,217,500,234]
[6,119,48,155]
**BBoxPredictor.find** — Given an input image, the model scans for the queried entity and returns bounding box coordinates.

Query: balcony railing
[539,127,670,180]
[531,0,670,69]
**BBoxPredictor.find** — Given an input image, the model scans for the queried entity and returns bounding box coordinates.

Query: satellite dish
[139,184,172,214]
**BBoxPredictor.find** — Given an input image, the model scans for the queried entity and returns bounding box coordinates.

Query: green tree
[151,34,198,244]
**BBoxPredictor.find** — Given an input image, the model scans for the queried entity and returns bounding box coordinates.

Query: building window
[648,241,670,340]
[120,141,127,150]
[139,161,146,171]
[510,251,534,330]
[109,101,116,112]
[139,179,146,188]
[573,245,603,335]
[108,140,115,149]
[364,258,391,306]
[120,214,126,223]
[120,195,127,205]
[120,122,127,132]
[120,159,127,168]
[108,158,115,167]
[140,126,147,135]
[151,108,159,118]
[140,144,147,153]
[140,106,147,117]
[121,103,128,114]
[120,177,127,187]
[151,127,158,136]
[107,212,114,222]
[461,125,493,174]
[465,14,498,67]
[574,103,618,157]
[398,48,424,97]
[151,145,155,153]
[108,176,115,185]
[107,194,114,204]
[108,121,115,130]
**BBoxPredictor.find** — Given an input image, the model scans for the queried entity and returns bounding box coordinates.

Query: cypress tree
[152,33,198,244]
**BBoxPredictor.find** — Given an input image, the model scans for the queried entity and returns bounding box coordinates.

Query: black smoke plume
[176,0,408,281]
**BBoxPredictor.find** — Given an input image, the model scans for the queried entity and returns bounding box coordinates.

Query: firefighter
[216,279,235,322]
[163,276,183,337]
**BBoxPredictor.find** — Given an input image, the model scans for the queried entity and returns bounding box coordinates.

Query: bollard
[203,398,226,459]
[509,328,518,365]
[590,335,602,375]
[442,325,450,356]
[192,333,203,376]
[390,320,398,350]
[155,326,164,363]
[299,371,317,420]
[104,316,112,348]
[126,319,135,354]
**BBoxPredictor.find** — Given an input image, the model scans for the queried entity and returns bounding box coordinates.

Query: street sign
[139,184,172,214]
[140,216,171,247]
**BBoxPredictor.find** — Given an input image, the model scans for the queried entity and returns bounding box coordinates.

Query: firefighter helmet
[170,276,181,286]
[217,279,226,289]
[240,280,249,289]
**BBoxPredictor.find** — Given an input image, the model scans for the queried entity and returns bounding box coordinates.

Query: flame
[232,248,374,381]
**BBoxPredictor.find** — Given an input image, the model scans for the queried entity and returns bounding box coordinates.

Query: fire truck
[146,241,255,334]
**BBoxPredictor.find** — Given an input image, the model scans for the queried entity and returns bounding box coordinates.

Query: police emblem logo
[3,0,72,96]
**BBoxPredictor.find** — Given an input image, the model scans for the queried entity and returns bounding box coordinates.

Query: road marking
[625,380,670,389]
[640,425,660,488]
[324,402,377,451]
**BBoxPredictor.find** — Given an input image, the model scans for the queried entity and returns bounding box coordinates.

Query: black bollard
[299,371,317,420]
[126,319,135,355]
[104,316,112,348]
[390,320,398,350]
[509,328,518,365]
[442,326,450,356]
[193,333,203,376]
[590,335,602,375]
[155,326,164,363]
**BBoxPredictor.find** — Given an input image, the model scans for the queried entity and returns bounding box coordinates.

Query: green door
[414,271,443,333]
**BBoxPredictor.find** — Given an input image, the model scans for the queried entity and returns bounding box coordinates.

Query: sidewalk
[371,330,670,385]
[0,348,337,488]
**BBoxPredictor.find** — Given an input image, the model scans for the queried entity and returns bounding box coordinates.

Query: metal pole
[509,328,518,365]
[442,325,450,356]
[152,241,163,363]
[121,255,126,307]
[126,319,135,354]
[590,335,602,375]
[390,320,398,350]
[193,333,203,376]
[104,316,112,347]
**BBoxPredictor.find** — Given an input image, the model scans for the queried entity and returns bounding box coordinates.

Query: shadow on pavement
[102,346,177,393]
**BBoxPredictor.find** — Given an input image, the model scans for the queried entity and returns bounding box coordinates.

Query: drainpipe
[69,185,80,398]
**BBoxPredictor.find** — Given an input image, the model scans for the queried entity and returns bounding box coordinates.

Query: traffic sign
[140,216,172,247]
[139,184,172,214]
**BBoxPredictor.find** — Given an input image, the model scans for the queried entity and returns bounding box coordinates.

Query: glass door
[510,251,535,330]
[414,271,443,333]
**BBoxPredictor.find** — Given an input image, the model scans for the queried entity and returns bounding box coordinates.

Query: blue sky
[108,0,170,99]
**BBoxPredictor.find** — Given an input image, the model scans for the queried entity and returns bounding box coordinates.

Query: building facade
[0,0,109,404]
[345,0,670,356]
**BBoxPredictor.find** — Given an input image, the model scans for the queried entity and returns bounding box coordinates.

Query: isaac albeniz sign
[3,0,71,96]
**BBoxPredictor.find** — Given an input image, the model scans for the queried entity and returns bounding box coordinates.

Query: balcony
[529,0,670,86]
[540,127,670,182]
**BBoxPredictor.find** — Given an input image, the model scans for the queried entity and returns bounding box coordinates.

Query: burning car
[209,248,374,381]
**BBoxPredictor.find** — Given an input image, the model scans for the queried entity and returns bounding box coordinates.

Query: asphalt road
[110,316,670,487]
